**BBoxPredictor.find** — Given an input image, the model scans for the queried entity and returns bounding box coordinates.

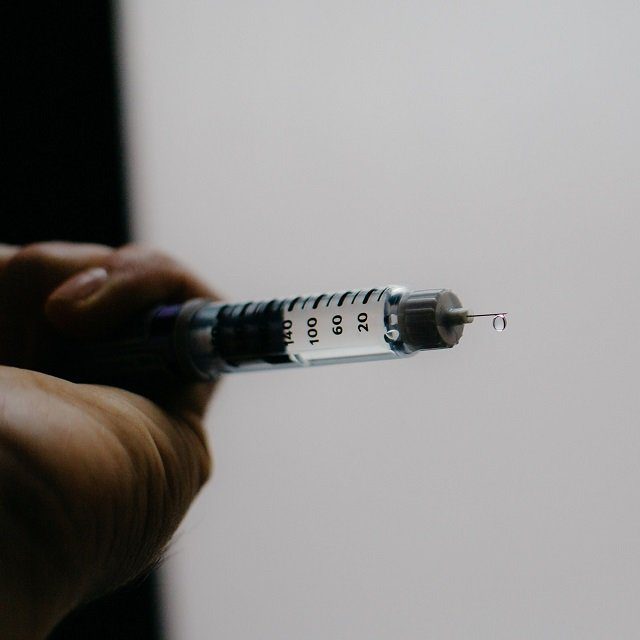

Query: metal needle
[467,313,508,318]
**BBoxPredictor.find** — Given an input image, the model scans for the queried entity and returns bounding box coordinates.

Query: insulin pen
[62,286,506,384]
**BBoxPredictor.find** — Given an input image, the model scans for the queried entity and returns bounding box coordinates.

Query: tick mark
[362,288,376,304]
[337,292,350,307]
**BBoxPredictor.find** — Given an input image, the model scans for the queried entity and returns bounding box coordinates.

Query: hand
[0,243,216,639]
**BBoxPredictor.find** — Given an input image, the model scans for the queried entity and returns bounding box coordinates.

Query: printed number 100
[307,317,319,345]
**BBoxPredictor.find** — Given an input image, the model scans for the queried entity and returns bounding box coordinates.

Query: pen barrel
[57,299,213,387]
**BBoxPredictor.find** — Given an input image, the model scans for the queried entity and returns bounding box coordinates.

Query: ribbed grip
[398,289,465,350]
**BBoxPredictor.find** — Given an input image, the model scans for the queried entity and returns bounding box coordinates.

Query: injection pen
[61,286,506,385]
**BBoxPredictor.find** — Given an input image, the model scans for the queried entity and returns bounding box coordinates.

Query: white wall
[117,2,640,638]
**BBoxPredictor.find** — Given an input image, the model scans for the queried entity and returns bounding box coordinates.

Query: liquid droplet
[492,314,507,332]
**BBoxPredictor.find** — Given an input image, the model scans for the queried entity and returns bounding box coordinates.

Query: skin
[0,242,216,639]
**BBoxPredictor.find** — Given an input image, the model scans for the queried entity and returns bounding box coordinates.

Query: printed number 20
[357,312,369,333]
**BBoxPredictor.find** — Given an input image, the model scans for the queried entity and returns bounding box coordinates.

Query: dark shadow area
[4,2,162,639]
[4,3,128,246]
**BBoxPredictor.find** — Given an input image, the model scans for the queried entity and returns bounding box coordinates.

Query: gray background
[117,1,640,638]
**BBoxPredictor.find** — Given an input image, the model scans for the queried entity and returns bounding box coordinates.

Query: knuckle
[105,244,214,301]
[3,242,56,279]
[5,242,113,276]
[108,244,179,275]
[0,244,19,265]
[10,242,55,265]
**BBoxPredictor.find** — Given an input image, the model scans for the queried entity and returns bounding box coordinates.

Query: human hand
[0,243,216,639]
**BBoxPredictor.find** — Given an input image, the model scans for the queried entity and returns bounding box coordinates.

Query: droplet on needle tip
[467,312,508,332]
[492,314,507,332]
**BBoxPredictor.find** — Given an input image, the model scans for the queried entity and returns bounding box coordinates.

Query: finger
[0,243,115,366]
[0,242,114,306]
[45,245,216,339]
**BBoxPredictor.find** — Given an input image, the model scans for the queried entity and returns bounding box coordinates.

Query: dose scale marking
[281,288,390,365]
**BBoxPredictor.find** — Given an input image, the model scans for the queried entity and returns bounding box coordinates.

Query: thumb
[45,245,215,339]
